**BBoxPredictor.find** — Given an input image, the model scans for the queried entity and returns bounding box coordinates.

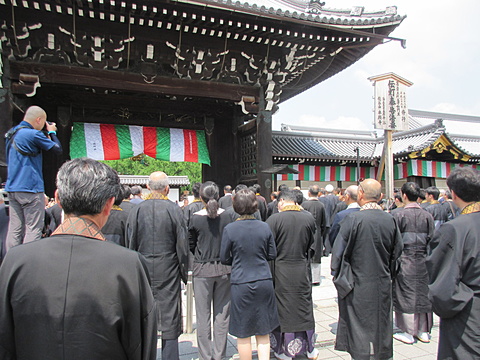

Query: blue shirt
[5,121,56,193]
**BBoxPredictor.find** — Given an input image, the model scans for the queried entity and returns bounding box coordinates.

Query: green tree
[101,155,202,192]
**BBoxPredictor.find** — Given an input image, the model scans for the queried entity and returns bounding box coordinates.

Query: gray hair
[56,158,121,216]
[345,185,358,201]
[149,176,169,191]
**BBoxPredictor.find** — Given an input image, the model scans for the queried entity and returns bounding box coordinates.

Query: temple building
[272,110,480,190]
[0,0,405,197]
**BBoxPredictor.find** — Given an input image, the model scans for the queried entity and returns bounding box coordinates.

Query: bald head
[24,106,47,130]
[148,171,169,192]
[359,179,382,203]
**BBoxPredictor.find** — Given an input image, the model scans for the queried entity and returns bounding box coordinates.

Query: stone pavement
[162,256,439,360]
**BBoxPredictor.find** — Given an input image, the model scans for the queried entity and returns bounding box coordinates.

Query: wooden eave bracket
[11,73,41,97]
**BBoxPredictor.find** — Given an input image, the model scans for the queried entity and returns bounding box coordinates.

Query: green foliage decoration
[100,154,202,193]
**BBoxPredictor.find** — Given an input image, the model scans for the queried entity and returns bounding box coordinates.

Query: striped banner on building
[277,165,376,182]
[276,161,477,182]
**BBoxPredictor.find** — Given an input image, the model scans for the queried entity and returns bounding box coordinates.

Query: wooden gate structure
[0,0,405,197]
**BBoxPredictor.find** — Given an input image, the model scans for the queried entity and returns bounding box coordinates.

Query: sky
[271,0,480,132]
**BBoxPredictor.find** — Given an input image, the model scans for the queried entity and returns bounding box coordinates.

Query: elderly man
[331,179,402,360]
[5,105,62,250]
[328,185,360,247]
[126,171,188,360]
[218,185,233,209]
[427,167,480,359]
[0,158,157,359]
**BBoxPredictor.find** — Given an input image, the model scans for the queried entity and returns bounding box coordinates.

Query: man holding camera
[4,106,62,250]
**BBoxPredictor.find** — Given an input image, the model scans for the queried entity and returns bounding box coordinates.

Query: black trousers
[161,338,179,360]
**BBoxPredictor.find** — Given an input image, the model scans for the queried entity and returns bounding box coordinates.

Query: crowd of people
[1,106,479,360]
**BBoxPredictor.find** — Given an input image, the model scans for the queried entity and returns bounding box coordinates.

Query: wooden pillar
[384,130,394,201]
[256,91,273,200]
[0,54,13,184]
[202,112,237,188]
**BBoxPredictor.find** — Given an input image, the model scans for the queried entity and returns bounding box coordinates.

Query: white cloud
[273,0,480,135]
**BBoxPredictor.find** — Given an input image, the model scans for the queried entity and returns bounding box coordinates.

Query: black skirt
[229,279,279,338]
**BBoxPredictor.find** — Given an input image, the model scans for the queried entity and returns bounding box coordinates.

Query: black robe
[393,205,435,314]
[183,200,204,229]
[102,208,129,246]
[331,209,402,360]
[302,199,327,263]
[427,212,480,360]
[266,208,316,333]
[126,198,188,338]
[0,234,157,360]
[425,202,449,230]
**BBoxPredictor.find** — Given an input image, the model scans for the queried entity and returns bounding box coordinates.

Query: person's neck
[65,213,103,228]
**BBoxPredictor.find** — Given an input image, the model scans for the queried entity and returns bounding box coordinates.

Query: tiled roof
[119,175,190,186]
[272,131,377,161]
[449,136,480,157]
[274,115,480,162]
[198,0,405,27]
[373,120,445,158]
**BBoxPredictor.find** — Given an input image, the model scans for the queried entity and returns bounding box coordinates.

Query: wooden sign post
[368,73,413,204]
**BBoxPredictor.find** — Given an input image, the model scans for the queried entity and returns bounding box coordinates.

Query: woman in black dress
[220,189,279,360]
[189,181,234,360]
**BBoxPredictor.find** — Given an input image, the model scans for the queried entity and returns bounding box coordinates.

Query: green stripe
[196,130,211,166]
[320,166,325,181]
[69,122,87,159]
[335,166,341,180]
[156,127,171,161]
[116,125,134,159]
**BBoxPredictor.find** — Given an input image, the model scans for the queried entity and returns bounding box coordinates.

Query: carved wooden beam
[9,61,260,104]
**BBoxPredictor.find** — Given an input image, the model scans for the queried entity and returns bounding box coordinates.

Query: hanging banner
[276,161,477,182]
[70,122,211,165]
[276,165,376,182]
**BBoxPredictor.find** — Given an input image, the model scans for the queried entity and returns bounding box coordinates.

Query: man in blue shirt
[5,105,62,250]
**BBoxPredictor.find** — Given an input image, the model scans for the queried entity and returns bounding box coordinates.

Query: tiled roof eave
[184,0,405,28]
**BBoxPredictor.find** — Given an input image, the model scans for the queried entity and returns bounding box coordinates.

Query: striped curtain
[276,161,478,182]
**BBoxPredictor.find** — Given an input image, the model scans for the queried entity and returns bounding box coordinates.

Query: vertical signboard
[369,73,413,131]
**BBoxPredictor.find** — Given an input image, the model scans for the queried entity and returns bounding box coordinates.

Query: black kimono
[302,198,327,263]
[126,196,188,338]
[0,217,157,360]
[427,212,480,359]
[266,207,316,333]
[102,207,129,246]
[393,205,434,313]
[425,202,449,230]
[331,208,403,360]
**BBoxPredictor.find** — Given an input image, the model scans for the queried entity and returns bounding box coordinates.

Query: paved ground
[160,256,439,359]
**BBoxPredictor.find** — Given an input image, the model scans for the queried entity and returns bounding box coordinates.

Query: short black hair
[425,186,440,200]
[292,189,304,205]
[308,185,320,197]
[235,184,248,193]
[123,185,132,199]
[278,184,289,192]
[447,167,480,202]
[401,182,420,202]
[278,189,296,203]
[418,189,426,201]
[233,189,258,215]
[192,182,201,198]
